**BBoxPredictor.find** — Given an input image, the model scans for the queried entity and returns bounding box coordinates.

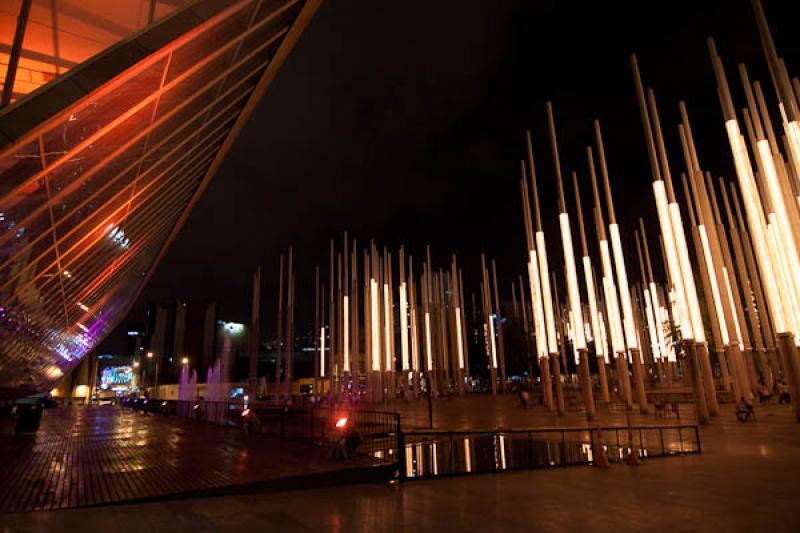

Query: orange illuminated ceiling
[0,0,321,396]
[1,1,192,103]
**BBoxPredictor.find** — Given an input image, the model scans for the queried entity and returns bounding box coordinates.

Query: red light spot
[241,408,250,417]
[335,417,348,428]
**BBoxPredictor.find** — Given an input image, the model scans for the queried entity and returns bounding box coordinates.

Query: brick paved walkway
[0,406,383,513]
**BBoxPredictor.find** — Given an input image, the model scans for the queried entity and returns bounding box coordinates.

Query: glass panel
[41,56,167,164]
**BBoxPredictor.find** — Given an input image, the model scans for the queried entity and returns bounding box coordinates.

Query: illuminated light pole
[369,241,382,403]
[480,254,498,395]
[408,254,421,399]
[587,146,633,410]
[458,269,470,381]
[520,154,554,411]
[706,173,760,394]
[452,255,466,394]
[329,240,337,400]
[572,170,611,403]
[399,246,410,397]
[320,323,326,379]
[635,231,662,376]
[343,233,350,391]
[680,108,752,403]
[363,249,371,397]
[630,55,709,422]
[526,132,564,414]
[547,102,595,419]
[383,249,395,398]
[679,171,732,396]
[725,183,775,391]
[516,276,534,382]
[491,260,508,392]
[352,241,360,395]
[424,249,437,397]
[315,267,322,394]
[436,268,451,391]
[639,219,672,379]
[595,120,649,413]
[274,254,284,401]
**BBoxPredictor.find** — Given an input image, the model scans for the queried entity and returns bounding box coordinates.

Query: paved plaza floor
[1,402,798,532]
[0,406,384,514]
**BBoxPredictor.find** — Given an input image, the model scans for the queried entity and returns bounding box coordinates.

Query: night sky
[98,0,799,353]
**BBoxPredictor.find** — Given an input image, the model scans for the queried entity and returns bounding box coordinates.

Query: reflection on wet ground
[0,406,383,513]
[398,424,700,479]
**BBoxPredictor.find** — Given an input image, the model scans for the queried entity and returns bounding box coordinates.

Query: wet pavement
[386,390,700,431]
[2,403,798,531]
[0,406,384,513]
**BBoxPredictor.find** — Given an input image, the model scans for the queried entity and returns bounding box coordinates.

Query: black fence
[125,397,403,468]
[399,424,701,479]
[247,404,402,466]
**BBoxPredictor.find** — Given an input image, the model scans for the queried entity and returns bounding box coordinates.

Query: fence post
[281,406,286,438]
[396,414,406,481]
[695,426,701,453]
[660,427,665,456]
[449,433,455,473]
[528,431,533,468]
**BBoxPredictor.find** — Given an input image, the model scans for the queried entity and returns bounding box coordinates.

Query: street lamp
[181,357,189,365]
[145,351,159,397]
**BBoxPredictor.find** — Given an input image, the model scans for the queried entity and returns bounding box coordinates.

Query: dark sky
[98,0,799,353]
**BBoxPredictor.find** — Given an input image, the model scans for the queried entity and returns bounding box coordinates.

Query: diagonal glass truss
[0,0,320,395]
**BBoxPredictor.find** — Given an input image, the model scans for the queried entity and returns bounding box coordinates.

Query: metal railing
[247,404,402,466]
[399,424,701,480]
[127,397,403,468]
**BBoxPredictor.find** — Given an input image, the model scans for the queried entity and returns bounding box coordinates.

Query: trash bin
[15,403,43,434]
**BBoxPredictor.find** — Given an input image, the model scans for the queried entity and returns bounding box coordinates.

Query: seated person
[736,397,754,422]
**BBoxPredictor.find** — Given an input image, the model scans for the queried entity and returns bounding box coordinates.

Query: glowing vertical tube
[528,252,547,359]
[653,181,693,338]
[599,241,625,352]
[559,213,586,350]
[320,327,326,377]
[643,287,660,359]
[343,295,350,372]
[399,281,409,371]
[424,311,433,371]
[536,232,558,354]
[608,223,638,351]
[583,256,603,360]
[488,314,498,369]
[699,224,730,345]
[384,283,391,370]
[455,306,465,369]
[370,278,380,371]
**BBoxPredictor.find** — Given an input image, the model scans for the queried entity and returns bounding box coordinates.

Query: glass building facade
[0,0,320,395]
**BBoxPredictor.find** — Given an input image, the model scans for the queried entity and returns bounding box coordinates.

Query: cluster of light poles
[238,0,800,421]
